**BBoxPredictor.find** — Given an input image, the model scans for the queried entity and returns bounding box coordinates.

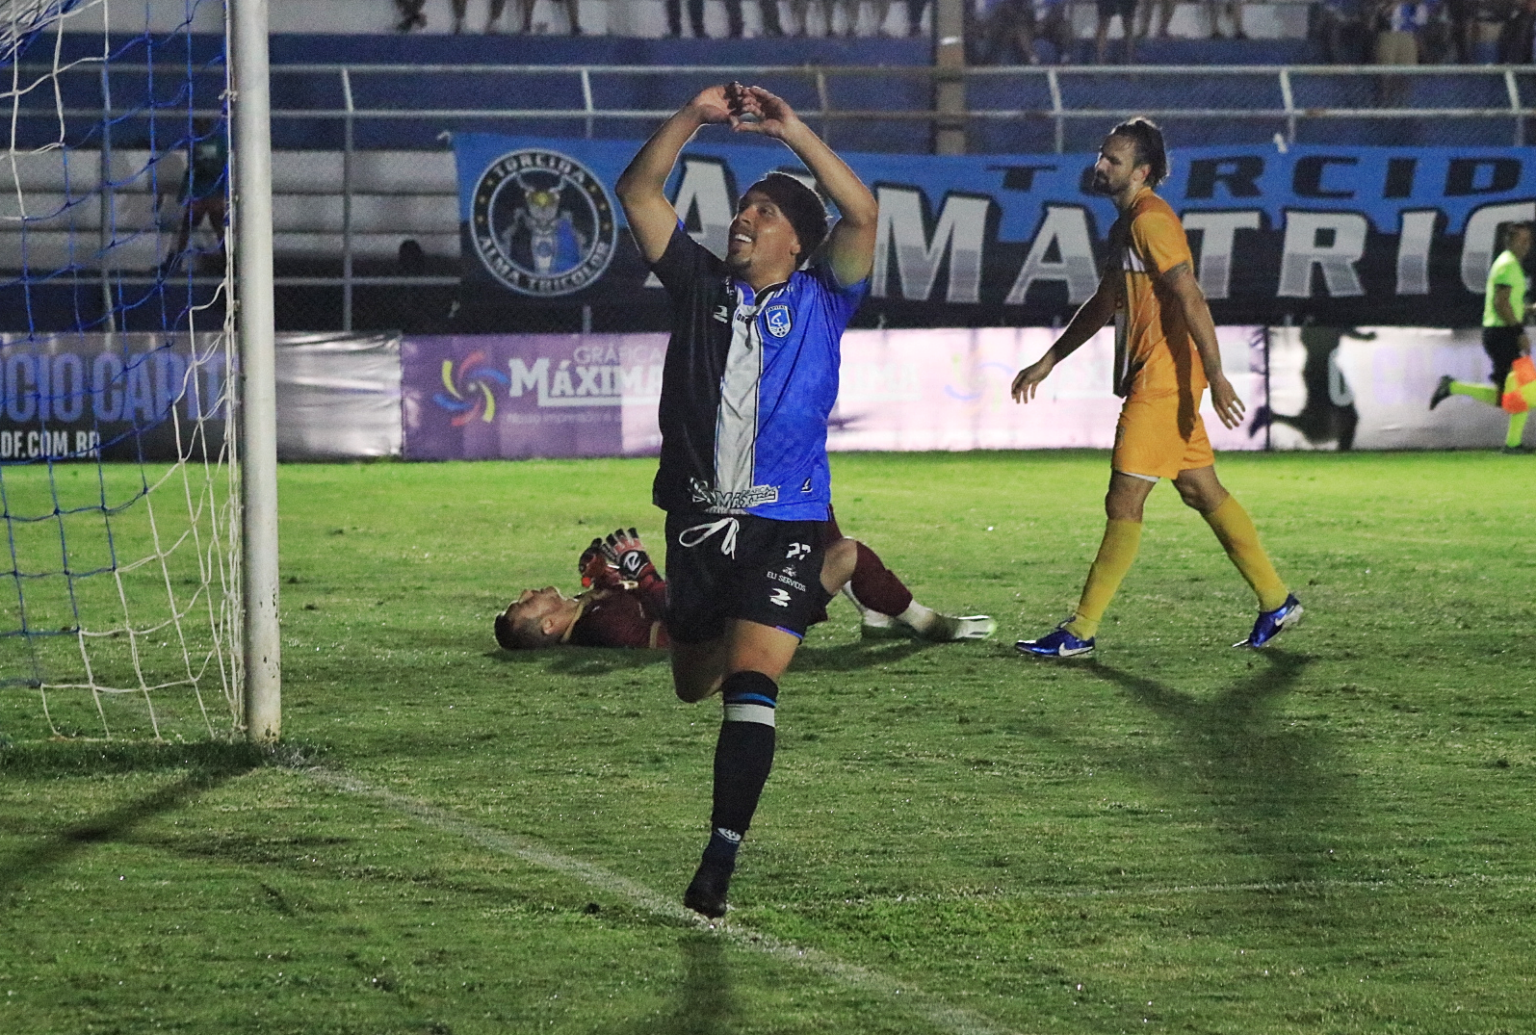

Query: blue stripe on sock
[724,692,777,708]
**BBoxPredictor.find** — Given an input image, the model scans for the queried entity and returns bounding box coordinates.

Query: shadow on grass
[790,637,938,672]
[485,646,671,676]
[483,632,942,678]
[0,740,267,898]
[1085,650,1352,891]
[625,931,739,1035]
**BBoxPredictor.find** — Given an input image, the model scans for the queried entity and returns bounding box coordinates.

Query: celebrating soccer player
[615,83,879,917]
[1010,118,1302,658]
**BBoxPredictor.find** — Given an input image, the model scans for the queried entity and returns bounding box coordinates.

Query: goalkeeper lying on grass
[494,523,994,651]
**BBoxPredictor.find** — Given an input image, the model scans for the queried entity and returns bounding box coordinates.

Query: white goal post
[232,0,281,745]
[0,0,279,744]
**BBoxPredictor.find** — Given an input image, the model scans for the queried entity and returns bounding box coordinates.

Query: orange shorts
[1112,391,1214,480]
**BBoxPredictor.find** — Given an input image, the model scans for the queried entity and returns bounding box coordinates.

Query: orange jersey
[1108,189,1203,401]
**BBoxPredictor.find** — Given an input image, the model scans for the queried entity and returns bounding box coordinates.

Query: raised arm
[615,85,738,264]
[1162,261,1244,429]
[1010,277,1117,404]
[733,85,878,286]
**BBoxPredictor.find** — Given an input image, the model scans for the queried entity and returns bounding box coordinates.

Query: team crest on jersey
[764,304,793,338]
[470,149,616,297]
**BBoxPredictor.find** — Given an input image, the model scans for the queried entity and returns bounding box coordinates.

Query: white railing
[9,61,1534,328]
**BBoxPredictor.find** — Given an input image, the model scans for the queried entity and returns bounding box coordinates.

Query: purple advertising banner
[402,329,1268,461]
[402,334,667,461]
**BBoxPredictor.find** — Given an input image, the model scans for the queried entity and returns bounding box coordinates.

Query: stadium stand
[5,1,1534,334]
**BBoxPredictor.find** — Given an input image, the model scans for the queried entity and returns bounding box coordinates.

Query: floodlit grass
[2,451,1535,1034]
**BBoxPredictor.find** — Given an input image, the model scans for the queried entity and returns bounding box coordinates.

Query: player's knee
[720,670,779,727]
[1176,480,1227,514]
[674,676,716,704]
[1104,493,1144,522]
[671,646,725,703]
[820,537,858,592]
[1173,482,1204,509]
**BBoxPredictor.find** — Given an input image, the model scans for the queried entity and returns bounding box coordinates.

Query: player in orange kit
[1010,118,1301,657]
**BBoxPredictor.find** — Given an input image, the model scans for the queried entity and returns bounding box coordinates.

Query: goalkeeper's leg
[823,512,995,641]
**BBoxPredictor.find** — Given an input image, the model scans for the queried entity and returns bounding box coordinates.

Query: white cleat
[917,613,996,642]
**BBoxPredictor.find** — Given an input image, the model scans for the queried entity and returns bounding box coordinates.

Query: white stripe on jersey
[715,283,782,497]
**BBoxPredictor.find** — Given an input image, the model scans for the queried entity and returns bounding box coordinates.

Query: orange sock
[1202,495,1288,611]
[1064,519,1142,640]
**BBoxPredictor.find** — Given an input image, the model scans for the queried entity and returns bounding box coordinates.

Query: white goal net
[1,0,244,741]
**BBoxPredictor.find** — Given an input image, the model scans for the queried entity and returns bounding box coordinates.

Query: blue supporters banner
[454,132,1536,326]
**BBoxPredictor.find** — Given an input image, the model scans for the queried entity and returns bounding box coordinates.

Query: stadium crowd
[387,0,1536,65]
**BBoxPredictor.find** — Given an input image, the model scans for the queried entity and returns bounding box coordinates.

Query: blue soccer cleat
[1236,593,1304,648]
[1015,623,1095,659]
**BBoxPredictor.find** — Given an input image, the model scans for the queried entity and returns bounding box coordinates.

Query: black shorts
[1096,0,1135,19]
[663,512,832,645]
[1483,326,1524,391]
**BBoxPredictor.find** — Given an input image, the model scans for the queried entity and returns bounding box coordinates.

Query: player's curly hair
[746,172,828,262]
[1109,117,1169,189]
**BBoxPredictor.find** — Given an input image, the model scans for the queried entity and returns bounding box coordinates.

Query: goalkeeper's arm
[603,527,667,619]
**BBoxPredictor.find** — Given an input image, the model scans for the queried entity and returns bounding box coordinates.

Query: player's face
[1092,135,1147,198]
[1510,226,1532,260]
[504,586,570,626]
[726,189,801,277]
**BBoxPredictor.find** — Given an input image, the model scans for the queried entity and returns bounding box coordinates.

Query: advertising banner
[455,133,1536,327]
[1263,325,1518,451]
[275,333,403,461]
[0,333,229,464]
[401,328,1267,461]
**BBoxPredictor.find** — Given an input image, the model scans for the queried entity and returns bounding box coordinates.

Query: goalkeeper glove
[578,537,615,588]
[602,527,657,583]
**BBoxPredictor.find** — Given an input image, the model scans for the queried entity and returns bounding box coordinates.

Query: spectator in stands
[668,0,707,34]
[760,0,788,35]
[906,0,931,35]
[1136,0,1176,38]
[483,0,583,33]
[1372,1,1424,108]
[1208,0,1247,37]
[1096,0,1138,61]
[1498,0,1536,59]
[1311,0,1372,62]
[1373,0,1424,62]
[394,0,427,32]
[1416,0,1459,59]
[395,239,451,334]
[789,0,824,33]
[976,0,1074,62]
[1439,0,1473,59]
[161,118,227,276]
[870,0,898,34]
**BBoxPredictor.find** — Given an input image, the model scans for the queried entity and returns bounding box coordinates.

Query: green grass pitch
[2,450,1534,1034]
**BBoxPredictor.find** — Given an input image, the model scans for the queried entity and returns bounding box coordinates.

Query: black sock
[703,670,779,865]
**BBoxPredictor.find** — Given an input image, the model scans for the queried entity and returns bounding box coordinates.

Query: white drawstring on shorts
[678,517,740,558]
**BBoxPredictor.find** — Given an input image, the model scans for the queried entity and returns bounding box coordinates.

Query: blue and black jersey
[649,224,868,522]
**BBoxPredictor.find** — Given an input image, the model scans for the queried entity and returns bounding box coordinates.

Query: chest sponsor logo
[764,304,793,338]
[688,478,780,511]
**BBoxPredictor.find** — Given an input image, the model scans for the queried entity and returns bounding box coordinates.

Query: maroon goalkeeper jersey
[563,567,670,649]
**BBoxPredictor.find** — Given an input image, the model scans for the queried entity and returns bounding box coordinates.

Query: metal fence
[10,61,1536,331]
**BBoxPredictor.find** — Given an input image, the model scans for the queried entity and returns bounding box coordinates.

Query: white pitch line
[304,768,1024,1035]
